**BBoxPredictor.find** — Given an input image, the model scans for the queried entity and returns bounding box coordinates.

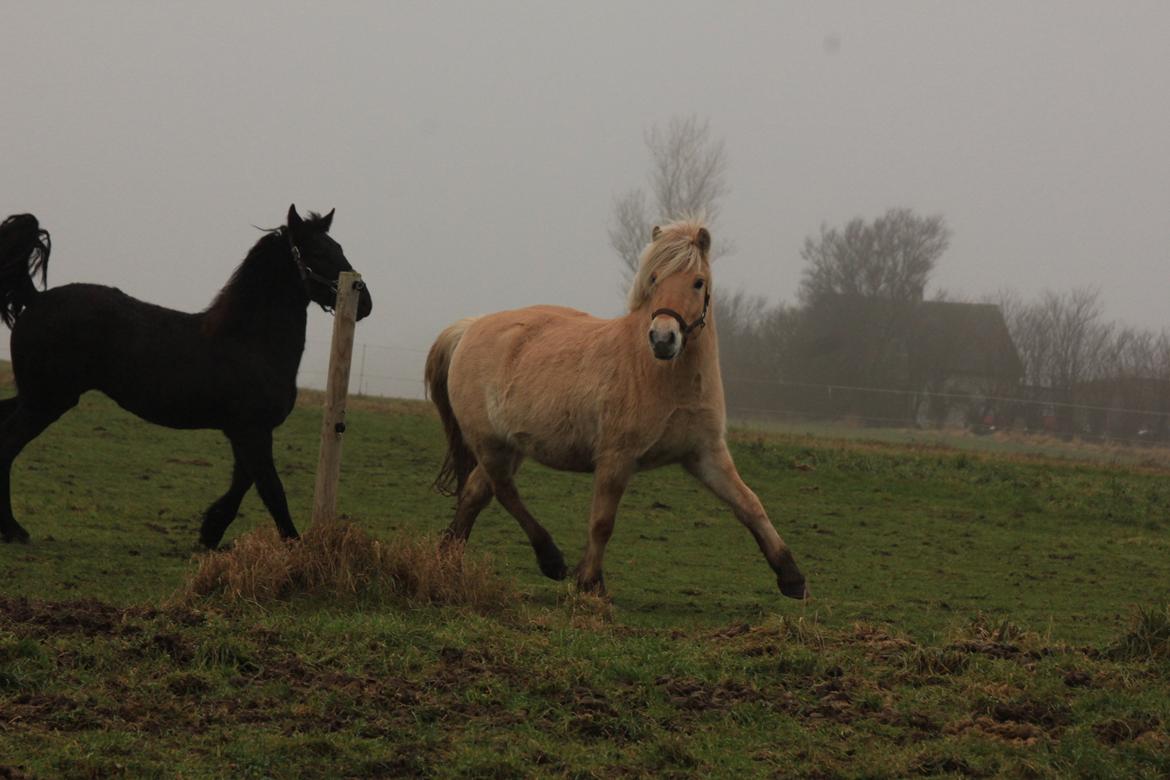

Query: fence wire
[3,339,1166,450]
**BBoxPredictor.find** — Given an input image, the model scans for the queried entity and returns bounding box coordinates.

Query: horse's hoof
[2,529,30,544]
[537,544,568,581]
[575,572,607,596]
[439,530,466,552]
[778,575,809,600]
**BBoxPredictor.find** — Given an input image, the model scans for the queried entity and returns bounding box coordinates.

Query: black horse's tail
[0,214,50,328]
[425,317,478,497]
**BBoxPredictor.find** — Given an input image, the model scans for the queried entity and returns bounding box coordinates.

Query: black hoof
[196,538,233,553]
[537,544,568,581]
[778,575,809,600]
[198,536,223,551]
[2,528,30,544]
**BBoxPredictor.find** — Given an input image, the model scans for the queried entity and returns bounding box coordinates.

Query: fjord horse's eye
[649,273,657,285]
[693,279,705,290]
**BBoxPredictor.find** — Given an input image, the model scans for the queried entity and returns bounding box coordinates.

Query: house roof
[805,295,1023,382]
[912,300,1023,380]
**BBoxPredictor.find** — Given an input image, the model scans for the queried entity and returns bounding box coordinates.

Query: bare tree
[1036,287,1113,394]
[798,208,950,306]
[994,287,1113,432]
[989,288,1051,389]
[609,115,729,283]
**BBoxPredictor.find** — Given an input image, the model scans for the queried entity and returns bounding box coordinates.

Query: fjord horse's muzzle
[648,320,680,360]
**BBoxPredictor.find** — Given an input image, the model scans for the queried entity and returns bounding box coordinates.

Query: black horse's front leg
[0,400,72,544]
[228,429,300,541]
[198,457,254,549]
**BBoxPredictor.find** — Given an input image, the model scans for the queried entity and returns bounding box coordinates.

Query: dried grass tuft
[175,522,517,613]
[1110,605,1170,661]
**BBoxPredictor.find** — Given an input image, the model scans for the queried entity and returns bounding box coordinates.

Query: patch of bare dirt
[946,716,1045,745]
[1093,716,1162,745]
[657,675,766,712]
[0,596,132,638]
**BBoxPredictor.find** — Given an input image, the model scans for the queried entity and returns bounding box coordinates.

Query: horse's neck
[203,250,309,378]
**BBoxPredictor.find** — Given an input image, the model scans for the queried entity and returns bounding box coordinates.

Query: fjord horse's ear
[287,204,303,231]
[696,227,711,256]
[651,225,662,241]
[318,208,335,233]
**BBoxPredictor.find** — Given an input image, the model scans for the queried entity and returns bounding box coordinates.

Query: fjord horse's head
[628,220,712,361]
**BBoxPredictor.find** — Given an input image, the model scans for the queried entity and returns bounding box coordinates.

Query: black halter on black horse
[0,205,373,547]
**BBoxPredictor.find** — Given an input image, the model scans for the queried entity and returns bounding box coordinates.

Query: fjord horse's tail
[425,317,479,497]
[0,214,50,328]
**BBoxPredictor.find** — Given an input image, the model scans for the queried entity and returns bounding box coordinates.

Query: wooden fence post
[311,271,363,526]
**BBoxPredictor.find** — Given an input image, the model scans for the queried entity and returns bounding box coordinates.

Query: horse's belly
[512,432,595,473]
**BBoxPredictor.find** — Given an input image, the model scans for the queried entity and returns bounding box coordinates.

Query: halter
[651,287,711,348]
[286,230,340,313]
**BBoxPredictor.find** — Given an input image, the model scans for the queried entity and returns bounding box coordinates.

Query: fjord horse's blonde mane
[627,219,709,311]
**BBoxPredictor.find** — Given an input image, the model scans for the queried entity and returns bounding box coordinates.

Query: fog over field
[2,2,1168,398]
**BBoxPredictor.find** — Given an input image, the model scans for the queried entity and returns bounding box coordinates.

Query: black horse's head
[286,204,373,320]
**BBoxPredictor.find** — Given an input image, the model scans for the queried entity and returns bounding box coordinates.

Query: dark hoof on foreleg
[778,574,809,600]
[537,543,568,581]
[198,534,224,550]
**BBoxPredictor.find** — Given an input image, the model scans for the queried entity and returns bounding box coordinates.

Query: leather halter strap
[651,288,711,348]
[286,230,339,312]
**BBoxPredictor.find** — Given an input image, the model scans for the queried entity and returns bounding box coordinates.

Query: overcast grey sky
[3,2,1168,397]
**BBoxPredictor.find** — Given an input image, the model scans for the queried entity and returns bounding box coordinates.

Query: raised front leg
[198,455,254,549]
[575,461,632,595]
[685,443,808,599]
[228,429,299,540]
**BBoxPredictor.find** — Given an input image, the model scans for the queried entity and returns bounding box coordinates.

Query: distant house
[783,296,1024,427]
[909,301,1024,427]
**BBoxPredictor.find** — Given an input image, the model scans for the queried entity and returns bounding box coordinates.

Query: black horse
[0,205,373,547]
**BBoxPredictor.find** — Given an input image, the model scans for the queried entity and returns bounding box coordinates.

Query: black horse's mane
[202,212,328,336]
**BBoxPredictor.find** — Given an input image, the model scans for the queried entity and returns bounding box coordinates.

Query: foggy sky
[3,2,1168,398]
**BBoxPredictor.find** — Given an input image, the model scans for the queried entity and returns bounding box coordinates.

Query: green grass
[1,379,1168,778]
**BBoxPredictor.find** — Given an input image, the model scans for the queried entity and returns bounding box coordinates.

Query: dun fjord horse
[427,220,807,598]
[0,205,373,547]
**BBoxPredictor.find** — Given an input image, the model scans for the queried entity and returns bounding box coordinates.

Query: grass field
[1,373,1168,778]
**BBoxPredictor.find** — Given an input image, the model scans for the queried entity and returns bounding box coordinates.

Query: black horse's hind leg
[0,397,20,425]
[0,399,73,543]
[228,429,299,540]
[198,457,254,549]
